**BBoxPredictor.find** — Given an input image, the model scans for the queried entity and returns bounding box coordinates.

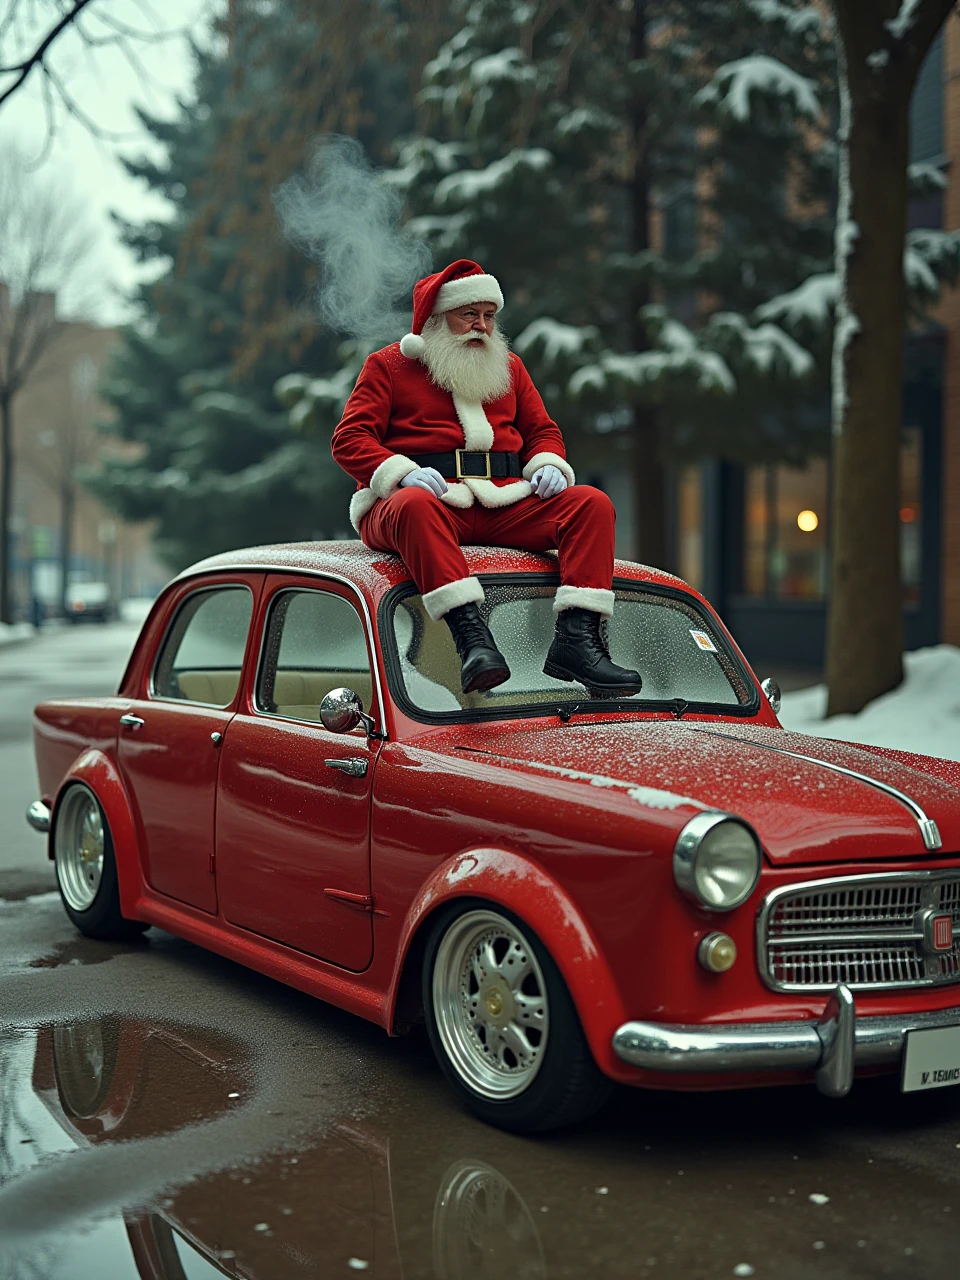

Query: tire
[54,783,148,941]
[422,901,612,1132]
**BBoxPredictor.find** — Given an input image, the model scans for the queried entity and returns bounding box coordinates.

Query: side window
[153,587,253,706]
[257,590,373,723]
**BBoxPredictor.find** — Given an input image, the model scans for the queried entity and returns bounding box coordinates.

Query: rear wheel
[54,784,147,941]
[422,903,611,1132]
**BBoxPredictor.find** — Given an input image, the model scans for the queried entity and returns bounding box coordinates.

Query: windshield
[385,579,754,720]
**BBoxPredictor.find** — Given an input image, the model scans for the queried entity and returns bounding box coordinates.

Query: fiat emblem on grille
[918,908,954,954]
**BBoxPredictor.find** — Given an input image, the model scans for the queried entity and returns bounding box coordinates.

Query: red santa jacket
[332,343,575,532]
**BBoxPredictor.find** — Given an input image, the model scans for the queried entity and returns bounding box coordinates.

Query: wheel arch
[51,750,144,922]
[387,847,628,1075]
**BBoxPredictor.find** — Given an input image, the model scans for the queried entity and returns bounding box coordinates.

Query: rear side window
[153,587,253,706]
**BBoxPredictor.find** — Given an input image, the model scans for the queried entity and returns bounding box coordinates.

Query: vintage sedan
[27,542,960,1131]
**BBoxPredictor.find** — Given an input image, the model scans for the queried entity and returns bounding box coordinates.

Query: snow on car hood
[454,719,960,865]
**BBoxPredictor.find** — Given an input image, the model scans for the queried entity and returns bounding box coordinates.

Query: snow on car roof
[175,540,691,598]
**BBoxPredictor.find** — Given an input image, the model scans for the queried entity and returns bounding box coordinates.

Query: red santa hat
[399,259,504,359]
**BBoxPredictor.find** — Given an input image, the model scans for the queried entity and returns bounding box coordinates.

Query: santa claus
[332,258,642,698]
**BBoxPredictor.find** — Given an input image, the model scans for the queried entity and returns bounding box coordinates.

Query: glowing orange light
[797,509,819,532]
[900,506,916,523]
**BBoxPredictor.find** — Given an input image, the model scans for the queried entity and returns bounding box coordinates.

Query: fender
[53,749,146,924]
[387,847,629,1074]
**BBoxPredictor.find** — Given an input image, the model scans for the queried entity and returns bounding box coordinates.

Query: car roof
[175,540,692,602]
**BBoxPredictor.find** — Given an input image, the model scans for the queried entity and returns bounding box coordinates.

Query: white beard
[421,319,512,403]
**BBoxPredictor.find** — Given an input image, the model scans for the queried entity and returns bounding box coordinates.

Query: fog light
[698,932,737,973]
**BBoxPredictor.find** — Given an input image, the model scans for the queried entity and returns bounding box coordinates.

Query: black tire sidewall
[55,785,145,940]
[422,898,610,1133]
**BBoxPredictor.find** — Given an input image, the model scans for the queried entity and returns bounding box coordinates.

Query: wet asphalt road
[2,623,960,1279]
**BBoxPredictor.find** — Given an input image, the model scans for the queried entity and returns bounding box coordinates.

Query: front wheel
[54,784,147,941]
[422,903,612,1132]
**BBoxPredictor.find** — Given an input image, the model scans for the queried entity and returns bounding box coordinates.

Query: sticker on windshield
[690,629,717,652]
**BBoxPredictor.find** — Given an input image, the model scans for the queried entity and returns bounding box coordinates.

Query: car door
[215,578,380,972]
[116,579,262,915]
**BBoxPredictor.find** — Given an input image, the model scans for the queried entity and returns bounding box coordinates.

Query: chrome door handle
[324,757,368,778]
[119,714,145,730]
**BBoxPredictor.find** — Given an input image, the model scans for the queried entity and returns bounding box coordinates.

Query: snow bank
[779,646,960,762]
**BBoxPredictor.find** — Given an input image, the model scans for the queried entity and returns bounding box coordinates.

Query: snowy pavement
[780,644,960,762]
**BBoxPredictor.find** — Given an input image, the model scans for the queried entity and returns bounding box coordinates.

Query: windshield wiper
[670,698,689,719]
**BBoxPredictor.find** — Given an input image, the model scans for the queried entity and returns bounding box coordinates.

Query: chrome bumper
[612,984,960,1097]
[25,800,50,833]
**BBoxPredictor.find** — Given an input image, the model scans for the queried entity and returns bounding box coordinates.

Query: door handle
[119,714,145,730]
[324,757,368,778]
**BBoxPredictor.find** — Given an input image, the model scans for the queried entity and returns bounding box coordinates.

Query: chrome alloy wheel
[55,786,105,912]
[432,910,549,1100]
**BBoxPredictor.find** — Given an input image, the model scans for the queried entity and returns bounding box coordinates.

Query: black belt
[409,449,522,480]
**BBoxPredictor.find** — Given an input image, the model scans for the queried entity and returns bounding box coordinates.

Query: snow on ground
[0,623,32,649]
[779,645,960,763]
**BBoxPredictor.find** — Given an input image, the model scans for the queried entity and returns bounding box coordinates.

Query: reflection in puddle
[434,1159,546,1279]
[0,1014,549,1279]
[1,1011,959,1278]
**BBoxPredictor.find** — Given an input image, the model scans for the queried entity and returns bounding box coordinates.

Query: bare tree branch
[0,0,187,146]
[0,0,96,108]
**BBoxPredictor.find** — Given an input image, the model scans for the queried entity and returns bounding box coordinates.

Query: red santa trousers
[359,483,616,620]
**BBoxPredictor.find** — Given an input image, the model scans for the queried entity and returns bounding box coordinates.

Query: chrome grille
[759,872,960,992]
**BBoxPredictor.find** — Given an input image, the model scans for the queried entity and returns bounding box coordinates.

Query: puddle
[29,936,149,969]
[1,1007,960,1278]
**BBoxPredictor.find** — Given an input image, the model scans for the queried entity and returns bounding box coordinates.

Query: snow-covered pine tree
[359,0,837,565]
[90,3,426,568]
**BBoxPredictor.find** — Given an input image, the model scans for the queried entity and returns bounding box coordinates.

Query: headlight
[673,812,761,911]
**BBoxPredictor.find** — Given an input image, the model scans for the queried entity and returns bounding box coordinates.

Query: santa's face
[421,305,511,403]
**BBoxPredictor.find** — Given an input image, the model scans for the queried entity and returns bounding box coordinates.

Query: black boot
[444,603,511,694]
[543,607,643,697]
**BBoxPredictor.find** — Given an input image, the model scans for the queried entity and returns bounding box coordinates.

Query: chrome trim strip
[25,800,50,833]
[757,869,960,992]
[689,727,943,851]
[612,985,960,1095]
[164,567,388,739]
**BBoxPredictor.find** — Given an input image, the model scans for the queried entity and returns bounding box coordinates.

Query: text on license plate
[902,1026,960,1092]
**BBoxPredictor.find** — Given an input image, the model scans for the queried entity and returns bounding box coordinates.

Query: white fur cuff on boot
[553,585,615,617]
[422,576,485,621]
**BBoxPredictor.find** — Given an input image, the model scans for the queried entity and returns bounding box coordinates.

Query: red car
[27,542,960,1131]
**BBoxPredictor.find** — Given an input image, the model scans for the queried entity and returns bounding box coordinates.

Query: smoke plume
[273,135,431,343]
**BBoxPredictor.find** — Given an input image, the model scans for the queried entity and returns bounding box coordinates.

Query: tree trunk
[629,0,669,570]
[0,395,13,625]
[825,1,952,716]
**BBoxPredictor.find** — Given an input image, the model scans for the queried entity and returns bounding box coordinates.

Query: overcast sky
[1,0,220,325]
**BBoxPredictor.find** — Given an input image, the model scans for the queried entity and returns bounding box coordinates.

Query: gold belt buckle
[455,449,491,480]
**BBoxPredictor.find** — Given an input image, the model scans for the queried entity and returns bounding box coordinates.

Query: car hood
[453,720,960,865]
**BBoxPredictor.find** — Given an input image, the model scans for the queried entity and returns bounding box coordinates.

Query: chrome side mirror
[319,687,383,739]
[320,687,365,733]
[760,677,781,715]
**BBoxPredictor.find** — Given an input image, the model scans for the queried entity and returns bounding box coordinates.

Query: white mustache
[455,329,491,346]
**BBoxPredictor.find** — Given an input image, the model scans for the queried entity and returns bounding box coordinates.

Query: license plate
[901,1026,960,1092]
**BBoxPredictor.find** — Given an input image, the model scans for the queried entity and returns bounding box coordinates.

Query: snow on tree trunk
[825,0,954,717]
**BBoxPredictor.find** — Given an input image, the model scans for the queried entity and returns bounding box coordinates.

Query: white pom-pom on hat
[399,332,426,358]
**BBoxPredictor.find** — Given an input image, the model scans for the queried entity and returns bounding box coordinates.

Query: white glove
[530,464,568,499]
[400,467,448,498]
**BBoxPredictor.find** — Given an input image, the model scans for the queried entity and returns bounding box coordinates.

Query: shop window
[744,458,829,599]
[676,466,704,590]
[742,430,922,602]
